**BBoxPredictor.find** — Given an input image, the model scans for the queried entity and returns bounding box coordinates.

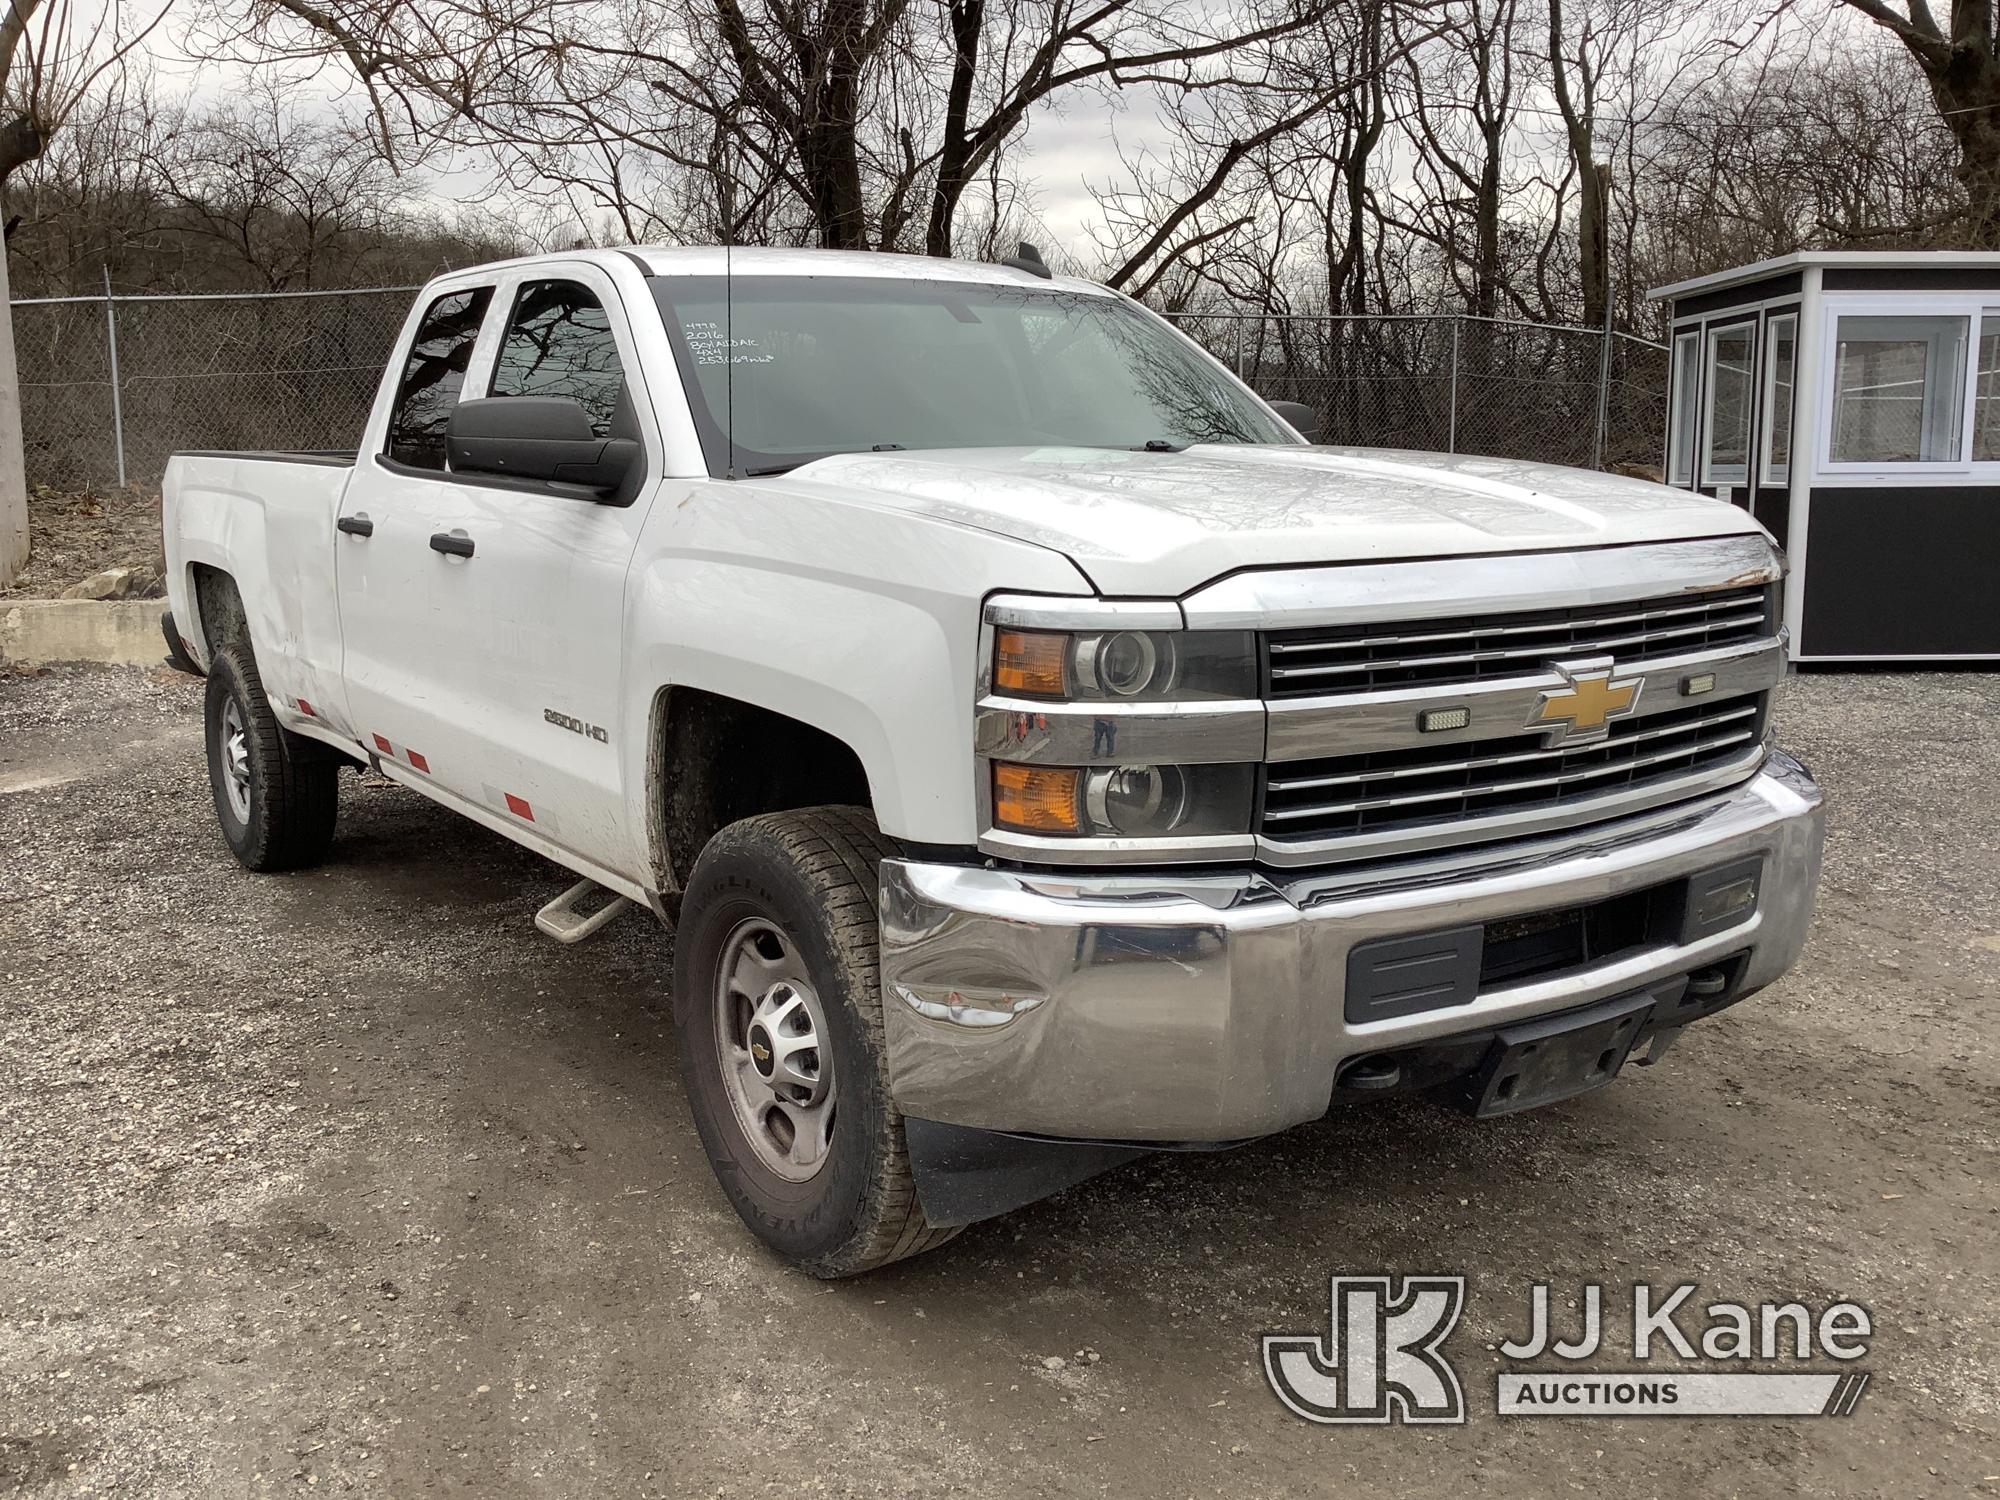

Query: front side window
[385,286,493,470]
[651,275,1291,476]
[1974,312,2000,462]
[1828,313,1968,464]
[1762,313,1797,483]
[489,279,630,437]
[1702,322,1755,484]
[1668,330,1698,484]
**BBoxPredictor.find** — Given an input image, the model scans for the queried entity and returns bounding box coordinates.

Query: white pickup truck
[163,245,1824,1276]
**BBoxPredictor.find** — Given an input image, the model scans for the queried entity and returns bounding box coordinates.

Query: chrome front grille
[1261,696,1767,845]
[976,537,1787,870]
[1265,584,1772,697]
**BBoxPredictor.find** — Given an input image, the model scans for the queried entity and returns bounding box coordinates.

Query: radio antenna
[724,233,737,479]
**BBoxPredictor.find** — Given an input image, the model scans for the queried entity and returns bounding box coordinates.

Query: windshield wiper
[1135,438,1184,452]
[737,443,907,478]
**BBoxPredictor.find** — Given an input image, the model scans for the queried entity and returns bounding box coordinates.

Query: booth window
[1975,312,2000,461]
[1828,313,1967,464]
[1702,323,1755,484]
[1669,330,1698,483]
[1762,313,1797,483]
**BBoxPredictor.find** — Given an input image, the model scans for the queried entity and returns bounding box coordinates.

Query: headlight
[992,761,1254,838]
[1076,631,1160,696]
[993,628,1255,701]
[1086,763,1180,831]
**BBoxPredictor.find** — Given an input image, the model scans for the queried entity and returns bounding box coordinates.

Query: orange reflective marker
[993,762,1082,834]
[994,630,1067,697]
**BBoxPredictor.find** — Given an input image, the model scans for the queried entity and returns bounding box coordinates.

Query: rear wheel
[203,644,339,872]
[672,806,959,1277]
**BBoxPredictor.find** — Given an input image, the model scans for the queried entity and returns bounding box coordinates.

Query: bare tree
[5,65,521,296]
[1096,79,1368,301]
[920,0,1350,257]
[1831,0,2000,244]
[211,0,1358,257]
[1386,0,1525,320]
[2,2,168,191]
[1544,0,1608,324]
[1,0,170,580]
[1319,3,1391,319]
[1087,2,1444,302]
[3,65,170,293]
[146,81,420,289]
[1540,0,1689,327]
[1628,41,1959,299]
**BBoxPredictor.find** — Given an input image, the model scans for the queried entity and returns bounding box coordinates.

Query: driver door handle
[336,514,373,537]
[429,532,475,558]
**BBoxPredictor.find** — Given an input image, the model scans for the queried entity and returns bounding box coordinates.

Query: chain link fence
[1176,311,1669,476]
[12,287,1668,491]
[14,286,417,492]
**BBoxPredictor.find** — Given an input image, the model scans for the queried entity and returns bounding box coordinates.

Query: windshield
[650,274,1293,475]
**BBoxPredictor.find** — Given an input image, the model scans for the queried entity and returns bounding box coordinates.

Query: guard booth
[1649,251,2000,664]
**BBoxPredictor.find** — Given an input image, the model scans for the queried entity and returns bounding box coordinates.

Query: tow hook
[1335,1053,1405,1092]
[1686,966,1732,1002]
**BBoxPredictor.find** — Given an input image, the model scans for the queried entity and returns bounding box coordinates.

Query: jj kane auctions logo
[1263,1277,1872,1423]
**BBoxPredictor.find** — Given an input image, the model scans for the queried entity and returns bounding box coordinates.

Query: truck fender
[619,495,1093,857]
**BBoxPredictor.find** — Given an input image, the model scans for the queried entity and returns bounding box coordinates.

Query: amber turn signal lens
[994,629,1068,697]
[992,762,1082,834]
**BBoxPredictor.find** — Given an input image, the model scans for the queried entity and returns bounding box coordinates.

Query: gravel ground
[1,665,1995,1498]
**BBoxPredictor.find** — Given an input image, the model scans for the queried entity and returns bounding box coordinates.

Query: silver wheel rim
[714,917,837,1182]
[220,698,252,822]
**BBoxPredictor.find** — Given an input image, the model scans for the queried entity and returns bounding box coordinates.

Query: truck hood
[776,444,1767,596]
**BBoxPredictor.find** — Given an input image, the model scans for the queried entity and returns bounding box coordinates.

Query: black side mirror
[446,396,639,496]
[1269,400,1321,443]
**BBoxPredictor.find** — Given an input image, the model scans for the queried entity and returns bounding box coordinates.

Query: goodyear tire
[672,806,959,1277]
[203,644,340,872]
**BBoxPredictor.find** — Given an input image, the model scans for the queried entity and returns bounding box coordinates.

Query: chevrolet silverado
[162,245,1824,1276]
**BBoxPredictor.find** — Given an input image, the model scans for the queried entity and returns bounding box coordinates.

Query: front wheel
[672,807,959,1277]
[203,644,339,872]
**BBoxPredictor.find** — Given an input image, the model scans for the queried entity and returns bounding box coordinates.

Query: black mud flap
[903,1117,1149,1228]
[161,610,204,677]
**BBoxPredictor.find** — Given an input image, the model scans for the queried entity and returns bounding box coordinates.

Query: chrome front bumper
[880,753,1824,1142]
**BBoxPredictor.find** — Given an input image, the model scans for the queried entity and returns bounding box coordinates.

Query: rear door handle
[337,514,374,537]
[429,532,475,558]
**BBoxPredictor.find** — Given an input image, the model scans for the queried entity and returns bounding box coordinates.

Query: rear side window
[489,280,630,437]
[385,287,493,470]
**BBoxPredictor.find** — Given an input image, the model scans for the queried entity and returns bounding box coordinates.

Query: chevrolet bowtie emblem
[1530,661,1643,745]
